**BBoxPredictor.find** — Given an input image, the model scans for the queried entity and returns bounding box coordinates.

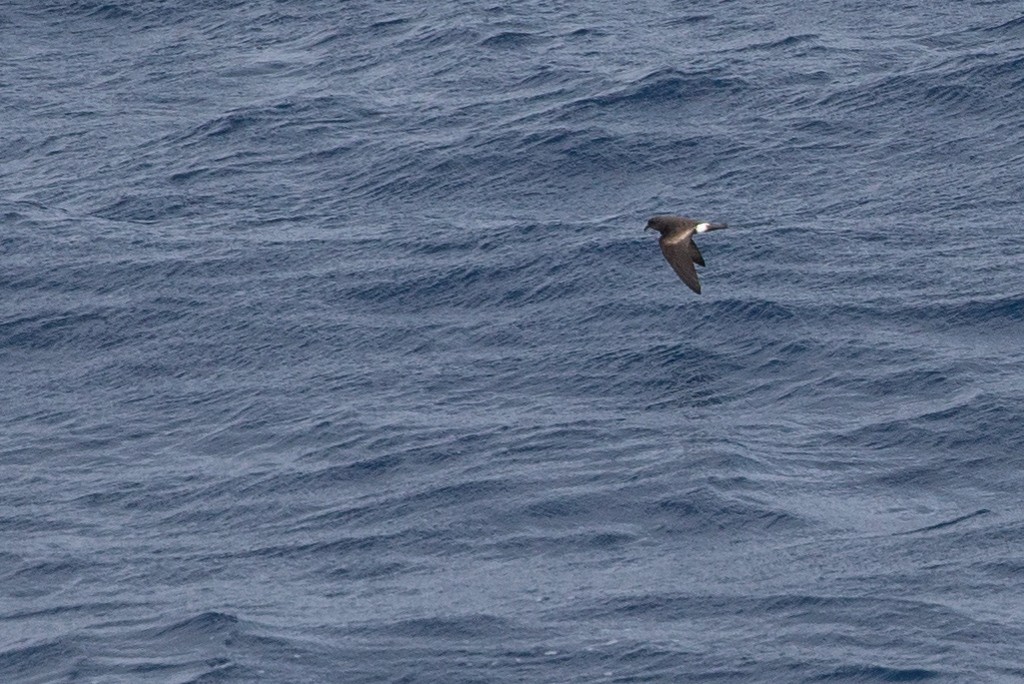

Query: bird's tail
[695,222,727,233]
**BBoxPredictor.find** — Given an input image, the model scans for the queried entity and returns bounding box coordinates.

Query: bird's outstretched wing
[660,237,701,294]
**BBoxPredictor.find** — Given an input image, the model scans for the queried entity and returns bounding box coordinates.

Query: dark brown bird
[645,214,728,294]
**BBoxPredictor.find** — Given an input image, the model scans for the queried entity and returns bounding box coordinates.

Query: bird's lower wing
[661,241,702,294]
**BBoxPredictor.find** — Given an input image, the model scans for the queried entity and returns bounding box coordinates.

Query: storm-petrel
[645,214,728,294]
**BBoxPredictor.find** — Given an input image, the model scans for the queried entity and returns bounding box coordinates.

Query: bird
[645,214,728,294]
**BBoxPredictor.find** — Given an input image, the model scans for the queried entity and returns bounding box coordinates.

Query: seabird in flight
[645,214,728,294]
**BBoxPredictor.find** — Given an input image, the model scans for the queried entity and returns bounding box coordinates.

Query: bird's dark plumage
[645,214,728,294]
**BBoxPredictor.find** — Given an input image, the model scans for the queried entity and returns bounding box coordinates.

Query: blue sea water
[3,0,1024,681]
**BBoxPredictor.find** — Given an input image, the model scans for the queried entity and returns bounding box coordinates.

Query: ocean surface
[3,1,1024,682]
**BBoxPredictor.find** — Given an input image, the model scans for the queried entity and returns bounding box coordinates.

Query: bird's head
[645,215,673,235]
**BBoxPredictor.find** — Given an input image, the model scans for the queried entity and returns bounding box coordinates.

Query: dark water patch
[787,116,871,138]
[871,447,1024,494]
[810,664,941,681]
[171,100,319,151]
[818,52,1024,121]
[895,509,991,536]
[554,353,741,409]
[951,53,1024,90]
[647,486,803,534]
[835,364,966,405]
[223,528,449,563]
[103,612,302,681]
[5,560,83,598]
[978,557,1024,579]
[512,63,579,90]
[326,560,411,581]
[580,339,747,405]
[480,31,546,49]
[590,341,708,373]
[565,591,968,635]
[403,22,481,52]
[518,489,629,523]
[0,639,81,684]
[343,254,573,310]
[849,399,1024,469]
[919,295,1024,326]
[0,309,114,351]
[234,455,407,501]
[218,60,297,79]
[147,611,240,640]
[67,1,133,20]
[486,529,639,557]
[361,614,524,641]
[369,16,414,34]
[570,67,750,112]
[563,26,608,39]
[93,192,211,223]
[704,297,799,325]
[400,478,513,513]
[667,14,714,26]
[1,600,136,622]
[919,83,973,108]
[743,33,821,52]
[982,14,1024,36]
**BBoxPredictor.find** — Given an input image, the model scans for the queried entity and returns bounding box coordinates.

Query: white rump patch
[695,222,711,233]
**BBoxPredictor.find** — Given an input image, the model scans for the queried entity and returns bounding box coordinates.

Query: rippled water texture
[3,1,1024,681]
